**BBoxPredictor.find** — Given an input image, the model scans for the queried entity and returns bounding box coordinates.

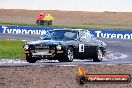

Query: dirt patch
[0,9,132,29]
[0,65,132,88]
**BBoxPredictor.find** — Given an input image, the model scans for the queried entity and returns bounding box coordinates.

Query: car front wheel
[58,47,74,62]
[26,55,37,63]
[93,48,103,62]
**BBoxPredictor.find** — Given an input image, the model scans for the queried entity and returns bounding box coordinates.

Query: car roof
[52,28,86,31]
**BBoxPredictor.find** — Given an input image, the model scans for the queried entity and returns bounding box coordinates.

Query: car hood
[26,40,72,45]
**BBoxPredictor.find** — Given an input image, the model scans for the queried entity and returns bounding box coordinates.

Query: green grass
[1,22,132,31]
[0,40,25,59]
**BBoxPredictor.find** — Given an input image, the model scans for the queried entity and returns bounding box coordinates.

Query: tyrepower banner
[0,26,59,35]
[90,30,132,39]
[0,26,132,39]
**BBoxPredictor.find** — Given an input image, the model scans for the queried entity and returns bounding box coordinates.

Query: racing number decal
[79,44,84,52]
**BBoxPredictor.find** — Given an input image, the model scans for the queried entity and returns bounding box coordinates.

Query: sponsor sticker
[79,44,84,52]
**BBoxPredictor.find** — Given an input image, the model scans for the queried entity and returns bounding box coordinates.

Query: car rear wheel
[26,55,37,63]
[93,48,103,62]
[58,47,74,62]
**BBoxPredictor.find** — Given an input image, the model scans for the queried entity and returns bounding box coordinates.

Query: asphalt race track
[0,33,132,66]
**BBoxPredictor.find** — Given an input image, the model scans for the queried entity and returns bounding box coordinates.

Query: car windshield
[42,30,77,40]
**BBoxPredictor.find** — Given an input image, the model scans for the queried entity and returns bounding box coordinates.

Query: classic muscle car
[23,29,106,63]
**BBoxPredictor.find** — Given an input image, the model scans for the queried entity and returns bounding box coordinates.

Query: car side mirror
[80,36,87,42]
[78,38,84,42]
[79,38,82,42]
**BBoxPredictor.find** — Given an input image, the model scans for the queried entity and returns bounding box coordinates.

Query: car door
[83,31,98,58]
[76,30,92,59]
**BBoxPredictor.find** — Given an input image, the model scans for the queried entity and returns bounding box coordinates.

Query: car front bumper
[24,50,63,59]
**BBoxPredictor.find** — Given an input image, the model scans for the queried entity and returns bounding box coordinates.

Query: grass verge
[1,22,132,31]
[0,40,25,59]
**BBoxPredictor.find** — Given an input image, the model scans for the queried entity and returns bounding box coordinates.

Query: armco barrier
[1,26,132,39]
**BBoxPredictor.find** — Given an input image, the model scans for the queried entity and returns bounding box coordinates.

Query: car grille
[35,45,49,49]
[35,45,49,53]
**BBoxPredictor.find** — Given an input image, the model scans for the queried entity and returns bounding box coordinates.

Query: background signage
[1,26,132,39]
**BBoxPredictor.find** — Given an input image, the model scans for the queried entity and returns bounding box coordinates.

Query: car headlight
[24,45,29,50]
[56,45,62,50]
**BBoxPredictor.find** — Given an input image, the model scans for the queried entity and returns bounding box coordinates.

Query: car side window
[79,30,95,42]
[79,31,86,41]
[91,34,96,40]
[85,32,91,42]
